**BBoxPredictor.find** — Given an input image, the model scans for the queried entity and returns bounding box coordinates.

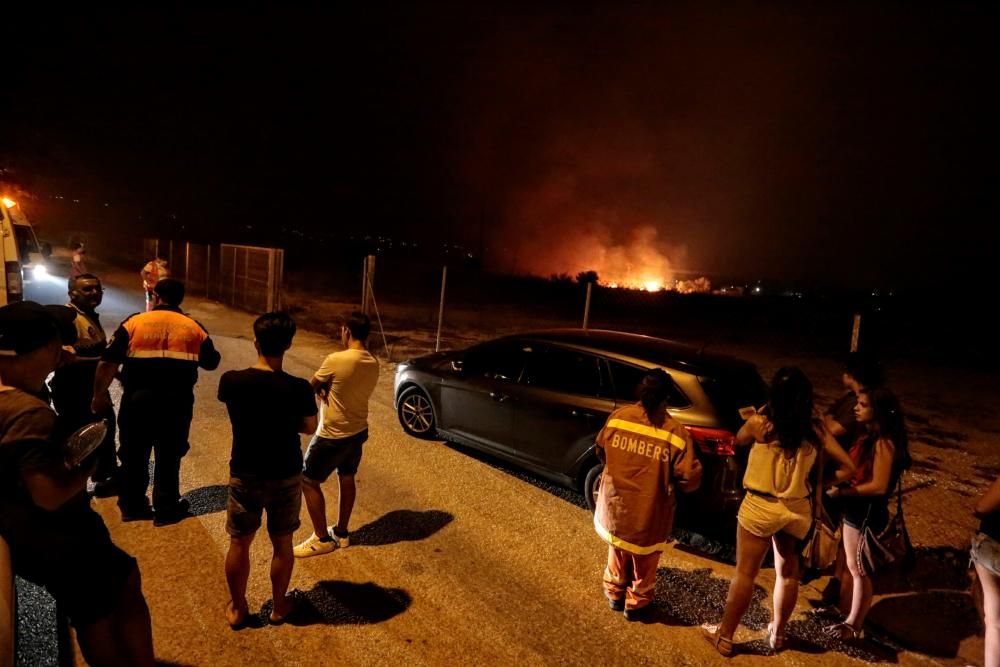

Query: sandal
[700,623,735,657]
[269,590,302,625]
[226,599,249,630]
[822,621,862,640]
[766,622,785,651]
[809,604,845,621]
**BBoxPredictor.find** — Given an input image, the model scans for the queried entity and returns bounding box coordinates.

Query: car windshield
[699,367,768,430]
[13,224,39,259]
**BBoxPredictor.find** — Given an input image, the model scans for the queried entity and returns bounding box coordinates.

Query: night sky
[0,4,995,290]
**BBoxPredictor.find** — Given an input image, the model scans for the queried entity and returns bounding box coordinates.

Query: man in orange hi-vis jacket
[594,368,702,621]
[93,278,220,526]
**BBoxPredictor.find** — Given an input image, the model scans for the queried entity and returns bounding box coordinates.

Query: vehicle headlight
[32,264,47,279]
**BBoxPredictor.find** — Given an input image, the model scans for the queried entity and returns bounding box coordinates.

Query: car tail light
[687,426,736,456]
[5,262,23,303]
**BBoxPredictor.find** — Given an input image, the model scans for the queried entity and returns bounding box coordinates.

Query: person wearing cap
[49,273,118,497]
[0,301,154,666]
[93,278,221,525]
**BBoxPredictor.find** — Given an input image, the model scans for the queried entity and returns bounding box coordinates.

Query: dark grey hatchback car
[394,329,767,527]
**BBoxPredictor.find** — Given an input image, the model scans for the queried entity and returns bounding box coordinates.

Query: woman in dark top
[824,385,910,639]
[972,475,1000,667]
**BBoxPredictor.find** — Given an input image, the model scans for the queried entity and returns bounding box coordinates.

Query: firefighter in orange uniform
[594,368,702,621]
[92,278,221,525]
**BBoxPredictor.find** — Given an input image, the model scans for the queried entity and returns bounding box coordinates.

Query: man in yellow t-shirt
[293,312,379,558]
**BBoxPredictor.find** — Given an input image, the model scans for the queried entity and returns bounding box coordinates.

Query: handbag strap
[813,441,825,520]
[894,473,904,516]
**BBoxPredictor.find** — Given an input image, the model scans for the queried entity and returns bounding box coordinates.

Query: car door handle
[490,392,510,403]
[571,409,597,419]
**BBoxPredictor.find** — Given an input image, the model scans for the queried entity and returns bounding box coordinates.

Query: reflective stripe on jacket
[594,403,692,555]
[123,309,207,362]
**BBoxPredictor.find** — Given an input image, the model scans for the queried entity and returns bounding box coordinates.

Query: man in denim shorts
[218,312,317,626]
[294,312,379,558]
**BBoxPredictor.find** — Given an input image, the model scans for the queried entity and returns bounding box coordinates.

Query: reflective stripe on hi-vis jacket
[603,418,688,455]
[123,309,207,362]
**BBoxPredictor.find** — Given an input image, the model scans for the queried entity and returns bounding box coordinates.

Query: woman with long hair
[702,367,854,656]
[823,385,910,639]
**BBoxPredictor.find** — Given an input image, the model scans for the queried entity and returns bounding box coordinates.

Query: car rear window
[605,360,689,408]
[698,367,768,429]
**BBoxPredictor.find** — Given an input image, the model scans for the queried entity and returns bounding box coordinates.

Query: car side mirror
[41,242,52,258]
[451,360,464,373]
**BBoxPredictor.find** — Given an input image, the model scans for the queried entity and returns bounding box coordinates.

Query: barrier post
[435,266,448,352]
[582,282,593,330]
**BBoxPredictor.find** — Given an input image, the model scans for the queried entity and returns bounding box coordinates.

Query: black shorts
[842,497,889,531]
[302,430,368,482]
[2,495,137,628]
[226,474,302,537]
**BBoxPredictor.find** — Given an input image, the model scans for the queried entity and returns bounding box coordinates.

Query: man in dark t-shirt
[0,301,154,665]
[217,312,317,628]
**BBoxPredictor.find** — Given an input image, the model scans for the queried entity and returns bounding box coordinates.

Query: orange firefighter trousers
[603,545,661,610]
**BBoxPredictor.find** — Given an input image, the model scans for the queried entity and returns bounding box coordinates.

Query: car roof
[500,328,757,376]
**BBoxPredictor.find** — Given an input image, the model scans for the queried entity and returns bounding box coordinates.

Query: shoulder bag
[802,443,841,571]
[857,475,913,578]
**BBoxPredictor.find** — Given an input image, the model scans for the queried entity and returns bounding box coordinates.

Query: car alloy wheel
[398,387,436,437]
[583,462,603,512]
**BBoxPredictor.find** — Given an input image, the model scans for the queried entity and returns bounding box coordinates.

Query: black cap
[0,302,78,356]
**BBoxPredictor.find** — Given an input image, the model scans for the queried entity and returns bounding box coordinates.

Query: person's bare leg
[76,568,154,667]
[335,474,356,533]
[771,532,801,638]
[113,569,155,666]
[718,526,771,640]
[225,534,255,625]
[302,477,328,537]
[976,561,1000,667]
[835,525,854,616]
[269,532,296,620]
[841,524,872,631]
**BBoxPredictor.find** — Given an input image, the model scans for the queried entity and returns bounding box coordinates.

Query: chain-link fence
[143,239,284,313]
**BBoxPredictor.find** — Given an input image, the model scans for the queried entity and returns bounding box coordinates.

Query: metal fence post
[582,282,593,330]
[243,249,250,311]
[361,257,369,313]
[363,255,376,316]
[850,313,861,352]
[435,265,448,352]
[265,250,275,312]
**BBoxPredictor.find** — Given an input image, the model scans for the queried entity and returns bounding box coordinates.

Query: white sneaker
[328,526,350,548]
[293,532,337,558]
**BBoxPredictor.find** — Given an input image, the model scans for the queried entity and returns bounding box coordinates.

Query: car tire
[397,386,437,439]
[583,461,604,512]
